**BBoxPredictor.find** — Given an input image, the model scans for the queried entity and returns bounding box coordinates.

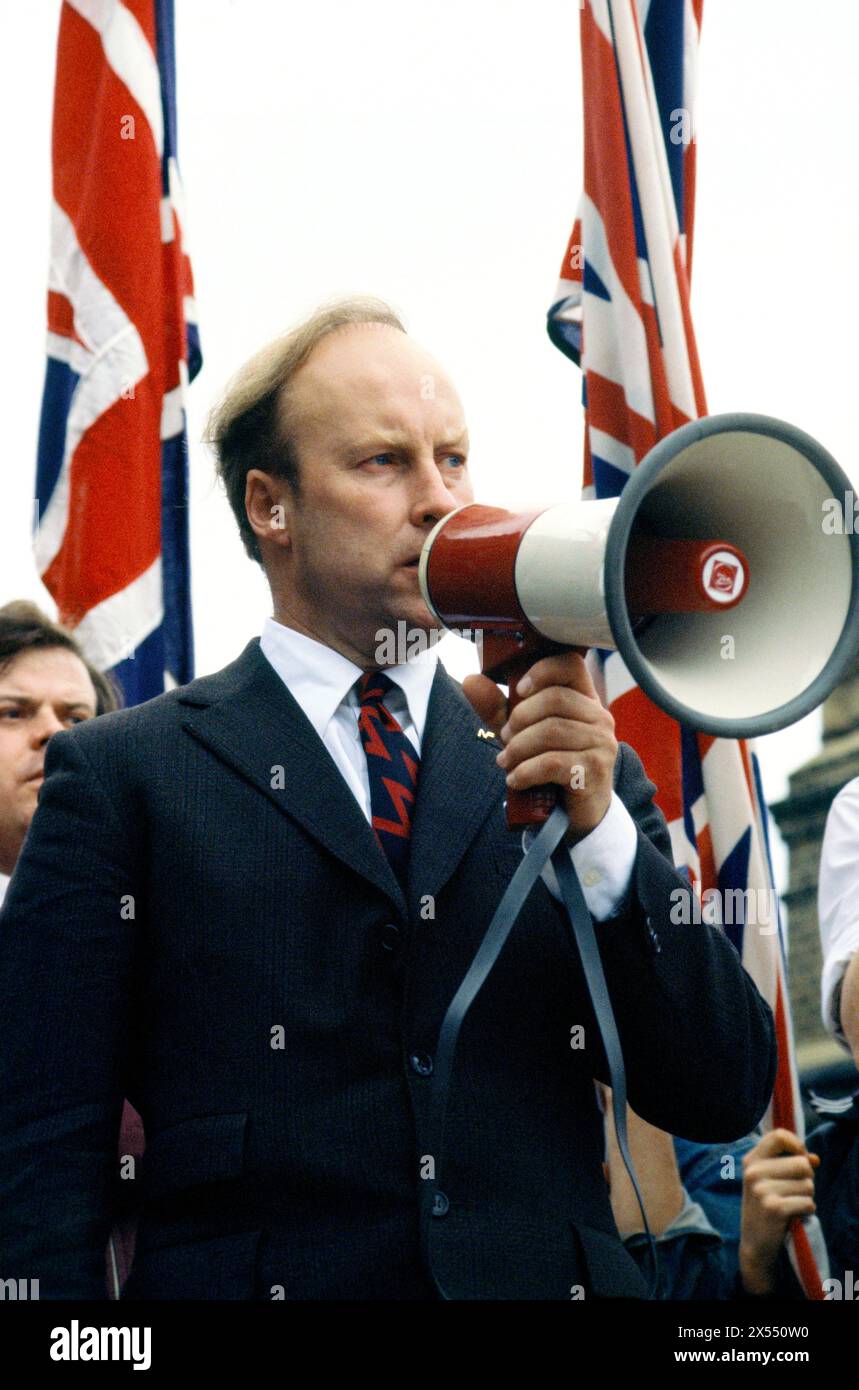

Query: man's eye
[368,453,395,466]
[444,454,467,468]
[0,709,22,720]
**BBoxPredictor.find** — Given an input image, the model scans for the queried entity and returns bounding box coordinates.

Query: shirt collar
[259,617,439,742]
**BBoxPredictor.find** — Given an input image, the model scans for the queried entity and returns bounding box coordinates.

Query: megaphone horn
[419,413,859,826]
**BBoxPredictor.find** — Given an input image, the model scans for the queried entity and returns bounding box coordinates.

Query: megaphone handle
[504,652,563,830]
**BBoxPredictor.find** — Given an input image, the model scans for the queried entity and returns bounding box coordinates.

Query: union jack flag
[35,0,200,704]
[550,0,826,1297]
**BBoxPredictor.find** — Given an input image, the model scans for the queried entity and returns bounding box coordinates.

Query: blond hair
[207,295,406,564]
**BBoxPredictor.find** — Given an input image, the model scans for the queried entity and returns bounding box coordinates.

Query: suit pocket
[123,1227,262,1301]
[570,1219,649,1299]
[142,1112,248,1202]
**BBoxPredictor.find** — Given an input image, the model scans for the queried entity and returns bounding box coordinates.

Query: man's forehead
[0,649,97,706]
[288,325,465,437]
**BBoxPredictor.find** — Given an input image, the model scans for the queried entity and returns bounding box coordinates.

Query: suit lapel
[408,664,505,905]
[178,640,406,914]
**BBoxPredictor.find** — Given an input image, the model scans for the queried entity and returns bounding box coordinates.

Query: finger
[503,686,608,740]
[515,650,598,703]
[503,749,591,793]
[758,1195,816,1218]
[744,1129,807,1163]
[497,719,608,771]
[461,673,508,734]
[744,1156,817,1182]
[748,1176,816,1199]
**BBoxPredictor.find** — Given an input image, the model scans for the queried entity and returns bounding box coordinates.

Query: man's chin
[402,603,444,638]
[371,599,448,663]
[382,584,436,630]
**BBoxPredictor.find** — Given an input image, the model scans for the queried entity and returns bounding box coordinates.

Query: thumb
[462,673,508,735]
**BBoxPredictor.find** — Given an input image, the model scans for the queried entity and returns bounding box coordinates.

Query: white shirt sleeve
[522,791,638,922]
[818,777,859,1047]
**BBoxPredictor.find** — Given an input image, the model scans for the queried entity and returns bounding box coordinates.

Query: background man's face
[0,647,97,875]
[273,323,475,660]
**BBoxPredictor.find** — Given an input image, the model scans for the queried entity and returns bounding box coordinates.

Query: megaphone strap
[551,842,656,1295]
[422,804,656,1299]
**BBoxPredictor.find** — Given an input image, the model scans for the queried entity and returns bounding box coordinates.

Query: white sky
[2,0,858,888]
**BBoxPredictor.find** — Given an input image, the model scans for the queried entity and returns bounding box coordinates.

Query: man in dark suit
[0,296,776,1301]
[0,601,142,1297]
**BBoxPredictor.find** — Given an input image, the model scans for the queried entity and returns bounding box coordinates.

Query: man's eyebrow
[343,431,470,459]
[342,433,412,458]
[0,693,95,713]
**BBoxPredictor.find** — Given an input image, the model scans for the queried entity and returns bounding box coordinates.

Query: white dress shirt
[259,618,637,920]
[818,776,859,1046]
[0,873,8,911]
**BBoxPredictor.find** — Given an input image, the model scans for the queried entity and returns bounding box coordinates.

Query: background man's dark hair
[0,601,121,715]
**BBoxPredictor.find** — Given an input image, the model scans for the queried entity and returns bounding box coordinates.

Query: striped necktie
[356,671,420,887]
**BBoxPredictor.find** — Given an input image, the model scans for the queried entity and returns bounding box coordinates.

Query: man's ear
[245,469,293,553]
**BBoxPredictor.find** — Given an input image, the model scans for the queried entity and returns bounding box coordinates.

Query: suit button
[380,923,401,953]
[409,1052,434,1077]
[432,1191,449,1217]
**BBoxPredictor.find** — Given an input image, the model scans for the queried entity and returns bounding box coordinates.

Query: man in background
[0,601,115,903]
[811,783,859,1287]
[0,601,142,1297]
[819,779,859,1063]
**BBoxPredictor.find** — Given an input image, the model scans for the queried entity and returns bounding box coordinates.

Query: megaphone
[419,413,859,825]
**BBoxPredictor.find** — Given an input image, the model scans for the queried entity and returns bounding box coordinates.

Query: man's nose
[409,456,463,526]
[31,707,65,746]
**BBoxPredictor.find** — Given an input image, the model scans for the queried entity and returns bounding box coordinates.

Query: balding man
[0,298,775,1300]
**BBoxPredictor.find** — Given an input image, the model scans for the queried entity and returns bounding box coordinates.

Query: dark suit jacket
[0,638,776,1300]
